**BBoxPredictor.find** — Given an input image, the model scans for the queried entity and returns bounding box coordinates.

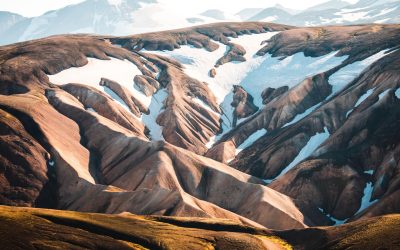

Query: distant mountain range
[0,0,399,45]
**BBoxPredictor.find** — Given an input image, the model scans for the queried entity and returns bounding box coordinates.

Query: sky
[0,0,358,17]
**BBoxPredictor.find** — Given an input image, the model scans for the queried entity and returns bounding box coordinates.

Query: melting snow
[141,89,168,141]
[355,182,377,214]
[277,127,330,177]
[146,33,346,135]
[328,49,391,97]
[395,88,400,99]
[318,207,347,225]
[48,57,151,108]
[283,102,320,127]
[235,128,267,155]
[355,88,375,107]
[346,88,375,117]
[364,169,374,175]
[378,89,391,101]
[206,136,216,149]
[192,97,220,116]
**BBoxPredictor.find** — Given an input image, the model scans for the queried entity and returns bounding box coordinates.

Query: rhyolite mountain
[0,21,399,249]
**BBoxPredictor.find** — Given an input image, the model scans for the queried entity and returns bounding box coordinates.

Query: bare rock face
[205,141,237,164]
[46,88,309,230]
[0,108,50,207]
[209,68,217,78]
[99,77,148,115]
[261,86,288,105]
[133,75,160,96]
[215,43,246,67]
[61,83,147,137]
[231,85,259,127]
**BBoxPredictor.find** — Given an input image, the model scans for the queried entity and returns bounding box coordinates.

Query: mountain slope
[0,22,399,231]
[1,0,399,46]
[247,0,400,26]
[1,205,400,250]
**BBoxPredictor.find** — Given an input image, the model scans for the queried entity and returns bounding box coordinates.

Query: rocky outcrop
[133,75,160,96]
[99,77,148,115]
[0,108,50,207]
[231,85,259,127]
[61,83,147,137]
[261,86,288,105]
[209,68,217,78]
[215,43,246,67]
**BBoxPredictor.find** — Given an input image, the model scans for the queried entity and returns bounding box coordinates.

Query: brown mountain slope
[1,21,400,230]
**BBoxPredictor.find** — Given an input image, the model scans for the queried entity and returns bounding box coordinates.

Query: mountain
[0,20,399,236]
[247,0,400,26]
[247,7,292,23]
[235,8,264,20]
[1,0,399,46]
[0,11,26,34]
[200,9,227,20]
[1,205,400,249]
[306,0,351,12]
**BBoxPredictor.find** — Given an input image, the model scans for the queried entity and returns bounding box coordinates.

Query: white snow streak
[235,128,267,155]
[141,89,168,141]
[277,127,330,177]
[356,182,377,214]
[48,57,151,108]
[328,49,391,97]
[283,103,320,127]
[395,88,400,99]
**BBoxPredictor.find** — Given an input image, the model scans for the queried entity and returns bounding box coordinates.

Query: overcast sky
[1,0,358,17]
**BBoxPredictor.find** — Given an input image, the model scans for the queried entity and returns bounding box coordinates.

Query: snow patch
[283,102,320,127]
[395,88,400,99]
[355,182,377,214]
[318,207,347,225]
[192,97,220,116]
[328,49,391,97]
[355,88,375,107]
[206,136,216,149]
[48,57,151,108]
[364,169,374,175]
[277,127,330,177]
[377,89,390,101]
[235,128,267,155]
[141,89,168,141]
